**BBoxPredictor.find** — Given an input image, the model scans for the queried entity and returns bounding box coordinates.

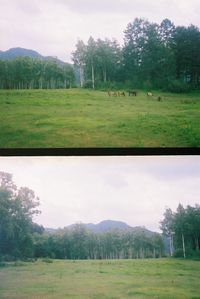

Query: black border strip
[0,148,199,156]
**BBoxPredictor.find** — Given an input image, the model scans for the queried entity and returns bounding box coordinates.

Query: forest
[0,57,75,89]
[0,18,200,91]
[1,171,200,261]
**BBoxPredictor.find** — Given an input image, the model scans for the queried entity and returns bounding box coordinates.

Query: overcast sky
[1,0,200,62]
[0,156,199,232]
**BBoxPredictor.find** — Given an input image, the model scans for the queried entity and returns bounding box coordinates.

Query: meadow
[0,258,200,299]
[0,88,199,148]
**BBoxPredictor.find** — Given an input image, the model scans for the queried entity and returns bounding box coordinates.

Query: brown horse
[108,91,118,96]
[118,91,126,96]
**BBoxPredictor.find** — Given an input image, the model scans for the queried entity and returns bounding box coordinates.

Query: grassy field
[0,258,200,299]
[0,88,199,147]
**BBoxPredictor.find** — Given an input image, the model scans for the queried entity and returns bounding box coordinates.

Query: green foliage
[83,80,94,88]
[161,204,200,258]
[166,80,191,93]
[72,18,200,91]
[173,248,184,258]
[32,225,164,260]
[0,172,40,259]
[72,37,122,88]
[0,57,75,89]
[0,262,6,267]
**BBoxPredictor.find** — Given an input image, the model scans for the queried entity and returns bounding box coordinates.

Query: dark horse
[128,90,137,96]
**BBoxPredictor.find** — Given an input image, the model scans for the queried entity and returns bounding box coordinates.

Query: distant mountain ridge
[46,220,157,236]
[0,47,66,65]
[86,220,132,232]
[0,47,42,60]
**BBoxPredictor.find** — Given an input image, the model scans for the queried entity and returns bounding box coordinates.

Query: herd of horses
[108,91,153,97]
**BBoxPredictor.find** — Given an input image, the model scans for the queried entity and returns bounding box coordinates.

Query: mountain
[0,47,42,60]
[0,47,66,65]
[46,220,157,236]
[85,220,132,233]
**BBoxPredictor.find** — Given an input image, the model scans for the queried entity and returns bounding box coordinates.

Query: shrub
[184,249,200,259]
[13,261,24,267]
[83,80,94,89]
[166,80,191,93]
[142,80,152,90]
[173,248,184,258]
[1,255,16,262]
[42,258,53,263]
[0,262,7,267]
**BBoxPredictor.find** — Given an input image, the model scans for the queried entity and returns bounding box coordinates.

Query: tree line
[1,171,200,261]
[0,171,163,261]
[1,18,200,92]
[160,204,200,258]
[72,18,200,92]
[34,225,164,260]
[0,57,75,89]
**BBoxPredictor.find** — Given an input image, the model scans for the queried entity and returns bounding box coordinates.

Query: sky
[0,0,200,62]
[0,155,199,232]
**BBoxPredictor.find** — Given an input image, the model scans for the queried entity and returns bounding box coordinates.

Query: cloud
[58,0,167,15]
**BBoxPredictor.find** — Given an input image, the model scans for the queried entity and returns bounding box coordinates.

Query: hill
[85,220,133,233]
[67,219,132,233]
[0,47,43,60]
[0,47,79,85]
[47,220,156,236]
[0,47,66,65]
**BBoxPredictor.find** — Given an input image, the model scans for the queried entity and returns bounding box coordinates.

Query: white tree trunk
[91,64,95,89]
[182,233,186,258]
[79,65,84,87]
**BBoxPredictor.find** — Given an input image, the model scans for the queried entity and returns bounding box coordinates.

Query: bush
[142,80,152,90]
[42,258,53,263]
[166,80,191,93]
[21,257,37,262]
[0,262,7,267]
[13,261,24,267]
[184,249,200,259]
[173,248,184,258]
[1,255,16,262]
[83,80,94,89]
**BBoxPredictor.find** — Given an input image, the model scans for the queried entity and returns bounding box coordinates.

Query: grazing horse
[128,90,137,96]
[118,91,126,96]
[107,91,118,97]
[147,92,153,96]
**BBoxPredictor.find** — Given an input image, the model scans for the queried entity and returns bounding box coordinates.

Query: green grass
[0,258,200,298]
[0,88,199,147]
